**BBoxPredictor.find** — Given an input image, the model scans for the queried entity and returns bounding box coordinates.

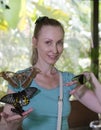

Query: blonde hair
[31,16,64,65]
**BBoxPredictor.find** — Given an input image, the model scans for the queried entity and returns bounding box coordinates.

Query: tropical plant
[0,0,101,97]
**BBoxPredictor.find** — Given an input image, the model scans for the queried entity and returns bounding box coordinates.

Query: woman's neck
[34,63,57,75]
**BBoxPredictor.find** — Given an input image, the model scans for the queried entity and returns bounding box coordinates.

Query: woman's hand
[65,72,92,86]
[0,108,33,130]
[64,72,93,95]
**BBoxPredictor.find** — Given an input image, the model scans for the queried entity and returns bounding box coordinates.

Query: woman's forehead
[38,25,64,39]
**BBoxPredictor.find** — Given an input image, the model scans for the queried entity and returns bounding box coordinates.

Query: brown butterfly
[0,66,40,88]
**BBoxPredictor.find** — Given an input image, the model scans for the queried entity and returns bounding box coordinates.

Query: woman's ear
[32,36,37,48]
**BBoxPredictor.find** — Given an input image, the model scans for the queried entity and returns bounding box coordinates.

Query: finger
[0,112,8,124]
[70,86,80,95]
[22,108,33,120]
[0,112,9,118]
[64,80,77,86]
[6,108,33,122]
[22,108,33,116]
[83,72,91,81]
[70,89,76,94]
[6,114,22,122]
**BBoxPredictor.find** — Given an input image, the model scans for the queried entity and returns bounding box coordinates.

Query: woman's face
[33,25,64,65]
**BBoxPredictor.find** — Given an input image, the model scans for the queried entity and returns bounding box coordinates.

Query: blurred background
[0,0,101,96]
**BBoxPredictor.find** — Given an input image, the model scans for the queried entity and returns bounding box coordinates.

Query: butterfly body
[0,87,38,116]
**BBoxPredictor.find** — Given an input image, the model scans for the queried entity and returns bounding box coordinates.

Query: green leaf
[3,0,22,29]
[32,2,69,22]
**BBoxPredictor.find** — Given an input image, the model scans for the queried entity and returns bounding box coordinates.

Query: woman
[0,16,101,130]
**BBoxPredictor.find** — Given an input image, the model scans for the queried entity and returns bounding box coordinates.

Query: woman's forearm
[89,73,101,104]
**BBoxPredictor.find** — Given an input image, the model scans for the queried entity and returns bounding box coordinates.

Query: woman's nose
[52,44,58,53]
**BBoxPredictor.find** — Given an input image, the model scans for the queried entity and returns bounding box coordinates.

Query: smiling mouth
[49,55,58,60]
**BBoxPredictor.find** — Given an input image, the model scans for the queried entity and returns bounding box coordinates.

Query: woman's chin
[49,61,57,65]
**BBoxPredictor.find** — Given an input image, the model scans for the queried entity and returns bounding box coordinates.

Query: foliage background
[0,0,101,96]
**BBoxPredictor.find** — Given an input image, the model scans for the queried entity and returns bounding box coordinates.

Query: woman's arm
[65,72,101,113]
[73,85,101,113]
[73,72,101,113]
[88,72,101,104]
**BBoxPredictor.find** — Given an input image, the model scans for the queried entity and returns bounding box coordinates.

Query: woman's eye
[57,41,63,45]
[45,41,52,45]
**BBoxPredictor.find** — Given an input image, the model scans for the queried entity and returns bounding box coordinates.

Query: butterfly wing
[0,87,38,105]
[72,74,86,84]
[21,87,38,99]
[0,71,18,87]
[78,75,86,84]
[0,87,38,116]
[21,67,40,88]
[0,67,40,88]
[0,93,15,104]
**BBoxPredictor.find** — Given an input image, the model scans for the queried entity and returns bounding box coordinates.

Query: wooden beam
[91,0,99,78]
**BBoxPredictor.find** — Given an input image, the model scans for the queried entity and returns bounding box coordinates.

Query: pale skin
[0,25,101,130]
[65,72,101,112]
